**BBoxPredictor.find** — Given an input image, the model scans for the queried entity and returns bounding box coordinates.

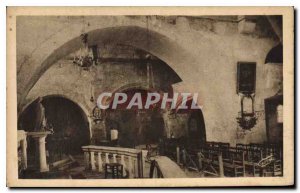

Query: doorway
[18,95,90,163]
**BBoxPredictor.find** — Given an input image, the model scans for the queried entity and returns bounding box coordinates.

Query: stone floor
[21,154,208,179]
[21,152,262,179]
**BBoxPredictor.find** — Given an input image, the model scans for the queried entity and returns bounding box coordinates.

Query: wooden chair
[104,163,123,179]
[223,151,245,177]
[198,147,224,177]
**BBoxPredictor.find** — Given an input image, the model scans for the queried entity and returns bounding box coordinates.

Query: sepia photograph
[6,6,294,187]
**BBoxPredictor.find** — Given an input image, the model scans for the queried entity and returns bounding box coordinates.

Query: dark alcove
[18,95,90,163]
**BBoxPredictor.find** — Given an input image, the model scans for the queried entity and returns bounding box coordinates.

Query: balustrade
[82,145,147,178]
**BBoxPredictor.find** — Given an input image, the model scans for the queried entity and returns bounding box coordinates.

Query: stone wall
[18,15,282,145]
[25,45,180,143]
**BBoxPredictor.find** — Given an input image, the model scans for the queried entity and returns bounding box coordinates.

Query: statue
[33,97,54,134]
[34,97,46,132]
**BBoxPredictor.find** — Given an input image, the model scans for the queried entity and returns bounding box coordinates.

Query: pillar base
[28,131,51,173]
[40,166,49,173]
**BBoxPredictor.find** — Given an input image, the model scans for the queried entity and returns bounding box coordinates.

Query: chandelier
[73,33,96,71]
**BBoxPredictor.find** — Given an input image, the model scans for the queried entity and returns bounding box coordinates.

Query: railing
[149,156,187,178]
[82,145,148,178]
[176,147,199,172]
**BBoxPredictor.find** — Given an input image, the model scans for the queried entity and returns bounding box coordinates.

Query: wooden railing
[82,145,148,178]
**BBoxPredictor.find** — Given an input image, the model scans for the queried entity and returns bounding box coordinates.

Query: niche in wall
[265,94,283,144]
[18,96,90,163]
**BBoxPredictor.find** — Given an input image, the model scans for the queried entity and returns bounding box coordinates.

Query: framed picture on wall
[237,62,257,94]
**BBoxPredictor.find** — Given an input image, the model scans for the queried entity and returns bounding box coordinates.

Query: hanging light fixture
[145,16,155,90]
[90,81,94,103]
[73,33,94,71]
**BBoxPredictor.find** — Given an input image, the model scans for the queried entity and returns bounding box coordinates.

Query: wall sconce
[237,94,257,130]
[236,62,257,130]
[90,106,104,124]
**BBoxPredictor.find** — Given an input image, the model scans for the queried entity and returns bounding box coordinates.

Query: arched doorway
[18,95,90,163]
[18,24,206,150]
[105,89,165,148]
[187,110,206,148]
[265,43,283,64]
[174,97,206,148]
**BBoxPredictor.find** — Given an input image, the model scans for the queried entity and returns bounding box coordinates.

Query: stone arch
[18,95,92,158]
[18,26,197,110]
[19,94,92,139]
[22,93,91,117]
[187,109,206,147]
[265,43,283,64]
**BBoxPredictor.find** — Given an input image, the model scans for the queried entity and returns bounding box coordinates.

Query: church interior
[16,15,283,179]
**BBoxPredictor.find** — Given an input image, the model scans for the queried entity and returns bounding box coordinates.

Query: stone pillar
[197,152,203,170]
[105,153,110,164]
[90,151,96,171]
[33,135,49,172]
[128,156,133,178]
[112,154,117,163]
[141,150,148,178]
[176,146,180,164]
[84,151,90,169]
[162,112,171,138]
[218,153,224,177]
[21,139,27,169]
[120,155,126,176]
[97,152,103,172]
[17,130,28,170]
[28,131,51,173]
